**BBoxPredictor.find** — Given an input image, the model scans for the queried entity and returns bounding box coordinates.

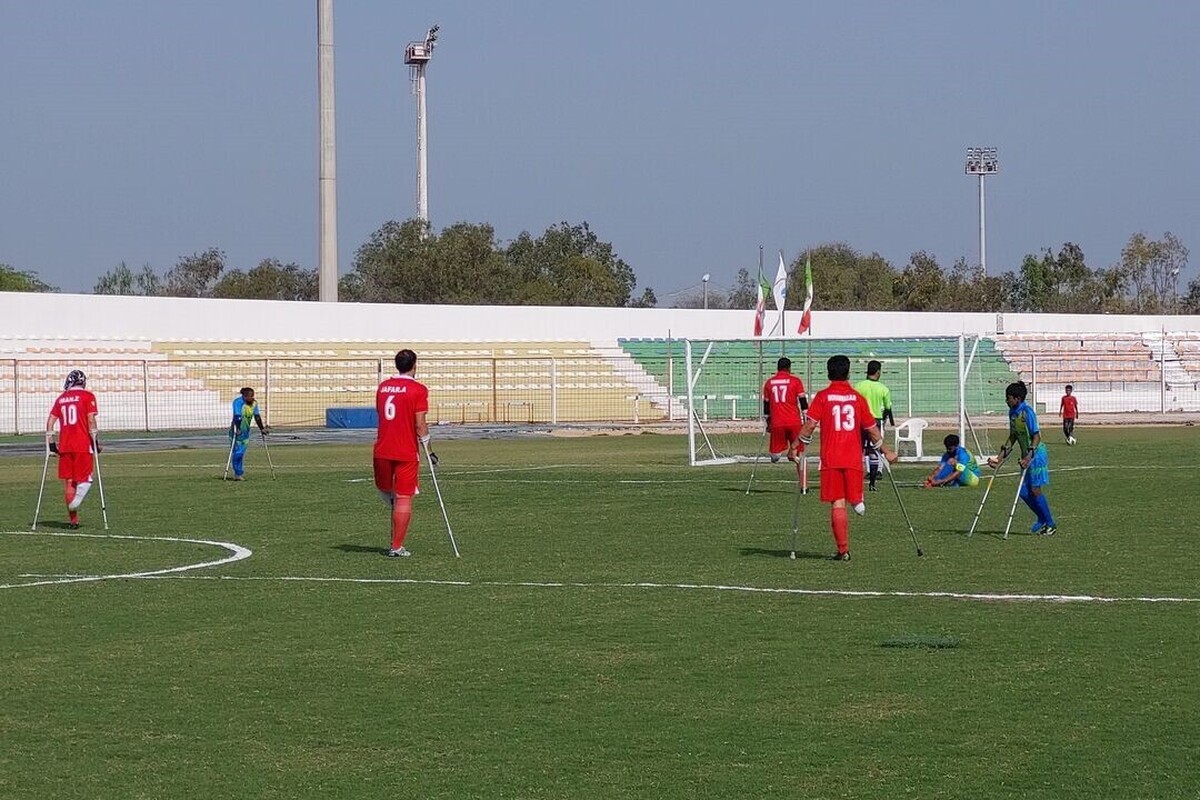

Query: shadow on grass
[333,543,390,555]
[931,527,1039,541]
[32,520,79,530]
[739,547,830,561]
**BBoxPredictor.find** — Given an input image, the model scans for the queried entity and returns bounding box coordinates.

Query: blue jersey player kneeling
[924,434,982,488]
[988,380,1057,536]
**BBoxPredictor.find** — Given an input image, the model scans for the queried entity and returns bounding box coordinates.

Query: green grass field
[2,428,1198,799]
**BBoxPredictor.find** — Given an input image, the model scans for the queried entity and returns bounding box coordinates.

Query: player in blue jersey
[228,387,269,480]
[988,380,1057,535]
[923,434,982,488]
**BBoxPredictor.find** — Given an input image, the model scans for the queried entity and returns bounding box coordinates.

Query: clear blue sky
[2,1,1196,298]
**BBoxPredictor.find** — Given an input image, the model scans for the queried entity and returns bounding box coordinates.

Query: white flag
[772,251,788,312]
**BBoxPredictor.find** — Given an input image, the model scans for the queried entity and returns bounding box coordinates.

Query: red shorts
[769,426,803,456]
[57,451,94,484]
[819,467,864,505]
[373,458,419,496]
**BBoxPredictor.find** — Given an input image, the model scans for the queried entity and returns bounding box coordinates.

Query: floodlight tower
[317,0,338,302]
[964,147,998,275]
[405,25,438,225]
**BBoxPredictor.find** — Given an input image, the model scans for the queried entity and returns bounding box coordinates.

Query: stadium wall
[2,292,1198,341]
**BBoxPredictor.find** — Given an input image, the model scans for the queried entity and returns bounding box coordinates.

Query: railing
[3,351,1198,435]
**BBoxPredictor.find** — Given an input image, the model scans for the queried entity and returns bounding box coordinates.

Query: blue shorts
[1025,444,1049,489]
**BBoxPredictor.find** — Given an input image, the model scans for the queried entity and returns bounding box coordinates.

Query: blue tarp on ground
[326,407,377,428]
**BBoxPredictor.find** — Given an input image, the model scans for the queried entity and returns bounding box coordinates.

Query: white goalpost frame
[684,334,996,467]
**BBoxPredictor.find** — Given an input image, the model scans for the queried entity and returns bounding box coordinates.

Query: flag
[772,251,788,312]
[797,255,814,334]
[753,268,771,336]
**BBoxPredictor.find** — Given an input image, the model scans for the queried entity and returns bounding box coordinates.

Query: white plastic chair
[893,418,928,459]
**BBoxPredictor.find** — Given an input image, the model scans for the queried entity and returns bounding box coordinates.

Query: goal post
[683,335,1011,466]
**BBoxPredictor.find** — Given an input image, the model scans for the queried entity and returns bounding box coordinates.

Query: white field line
[11,568,1200,605]
[0,531,252,590]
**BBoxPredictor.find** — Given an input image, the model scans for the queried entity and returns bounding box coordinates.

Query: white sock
[853,502,866,516]
[68,482,92,511]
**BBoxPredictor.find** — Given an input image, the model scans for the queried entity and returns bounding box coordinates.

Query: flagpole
[779,249,786,357]
[758,245,765,389]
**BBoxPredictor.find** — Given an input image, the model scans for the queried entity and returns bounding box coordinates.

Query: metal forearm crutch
[260,431,277,480]
[1003,465,1030,540]
[744,424,770,495]
[967,465,1002,538]
[93,441,110,531]
[222,435,236,481]
[422,440,460,558]
[31,442,51,531]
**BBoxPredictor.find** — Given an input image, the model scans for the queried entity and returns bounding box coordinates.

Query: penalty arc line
[0,531,252,590]
[15,570,1200,605]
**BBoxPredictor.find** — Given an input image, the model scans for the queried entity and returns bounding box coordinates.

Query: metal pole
[550,359,558,425]
[317,0,339,302]
[906,356,913,417]
[979,173,987,276]
[415,66,429,222]
[666,332,674,421]
[685,340,696,465]
[12,359,19,436]
[1161,326,1167,413]
[142,360,150,431]
[264,358,271,427]
[958,334,966,444]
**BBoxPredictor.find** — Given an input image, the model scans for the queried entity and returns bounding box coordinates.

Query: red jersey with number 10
[374,376,429,461]
[806,380,876,469]
[762,371,806,427]
[50,388,98,453]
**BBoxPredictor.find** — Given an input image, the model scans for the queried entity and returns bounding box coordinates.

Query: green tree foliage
[791,243,893,311]
[164,248,226,298]
[94,262,161,296]
[727,268,757,310]
[212,259,318,301]
[348,219,644,307]
[1118,232,1189,313]
[0,264,56,292]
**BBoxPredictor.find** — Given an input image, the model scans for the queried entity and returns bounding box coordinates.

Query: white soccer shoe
[386,547,412,558]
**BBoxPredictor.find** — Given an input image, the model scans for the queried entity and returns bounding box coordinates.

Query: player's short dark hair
[827,355,850,381]
[777,357,791,371]
[1065,384,1073,392]
[944,434,960,449]
[395,349,418,374]
[240,387,254,398]
[867,359,882,376]
[1006,380,1028,401]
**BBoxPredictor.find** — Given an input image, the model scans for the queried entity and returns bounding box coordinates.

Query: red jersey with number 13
[762,371,806,427]
[806,380,875,469]
[374,376,429,461]
[50,388,98,453]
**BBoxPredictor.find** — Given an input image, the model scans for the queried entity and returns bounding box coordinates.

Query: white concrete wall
[2,291,1199,342]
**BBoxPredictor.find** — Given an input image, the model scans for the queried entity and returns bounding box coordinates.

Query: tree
[505,221,637,306]
[0,264,56,292]
[1182,277,1200,315]
[1118,232,1189,313]
[629,287,658,308]
[212,259,318,301]
[94,262,161,296]
[793,243,895,311]
[164,248,225,298]
[893,251,948,311]
[727,268,757,310]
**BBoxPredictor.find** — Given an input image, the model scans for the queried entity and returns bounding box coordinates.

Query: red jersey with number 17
[50,388,98,453]
[762,371,806,427]
[806,380,876,469]
[374,376,429,461]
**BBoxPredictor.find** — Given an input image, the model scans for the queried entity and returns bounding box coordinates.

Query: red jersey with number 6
[374,376,429,461]
[762,371,806,428]
[50,388,98,453]
[806,380,876,469]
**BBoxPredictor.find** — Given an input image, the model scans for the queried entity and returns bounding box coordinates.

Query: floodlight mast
[317,0,339,301]
[964,147,998,276]
[405,25,438,226]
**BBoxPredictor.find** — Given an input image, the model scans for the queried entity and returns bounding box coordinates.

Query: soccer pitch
[2,428,1198,799]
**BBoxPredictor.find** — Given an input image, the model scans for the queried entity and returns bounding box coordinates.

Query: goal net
[684,336,1012,466]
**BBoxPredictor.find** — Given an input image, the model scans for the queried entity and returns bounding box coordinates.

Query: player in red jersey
[374,349,431,558]
[762,356,808,486]
[1059,384,1078,444]
[799,355,896,561]
[45,369,100,529]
